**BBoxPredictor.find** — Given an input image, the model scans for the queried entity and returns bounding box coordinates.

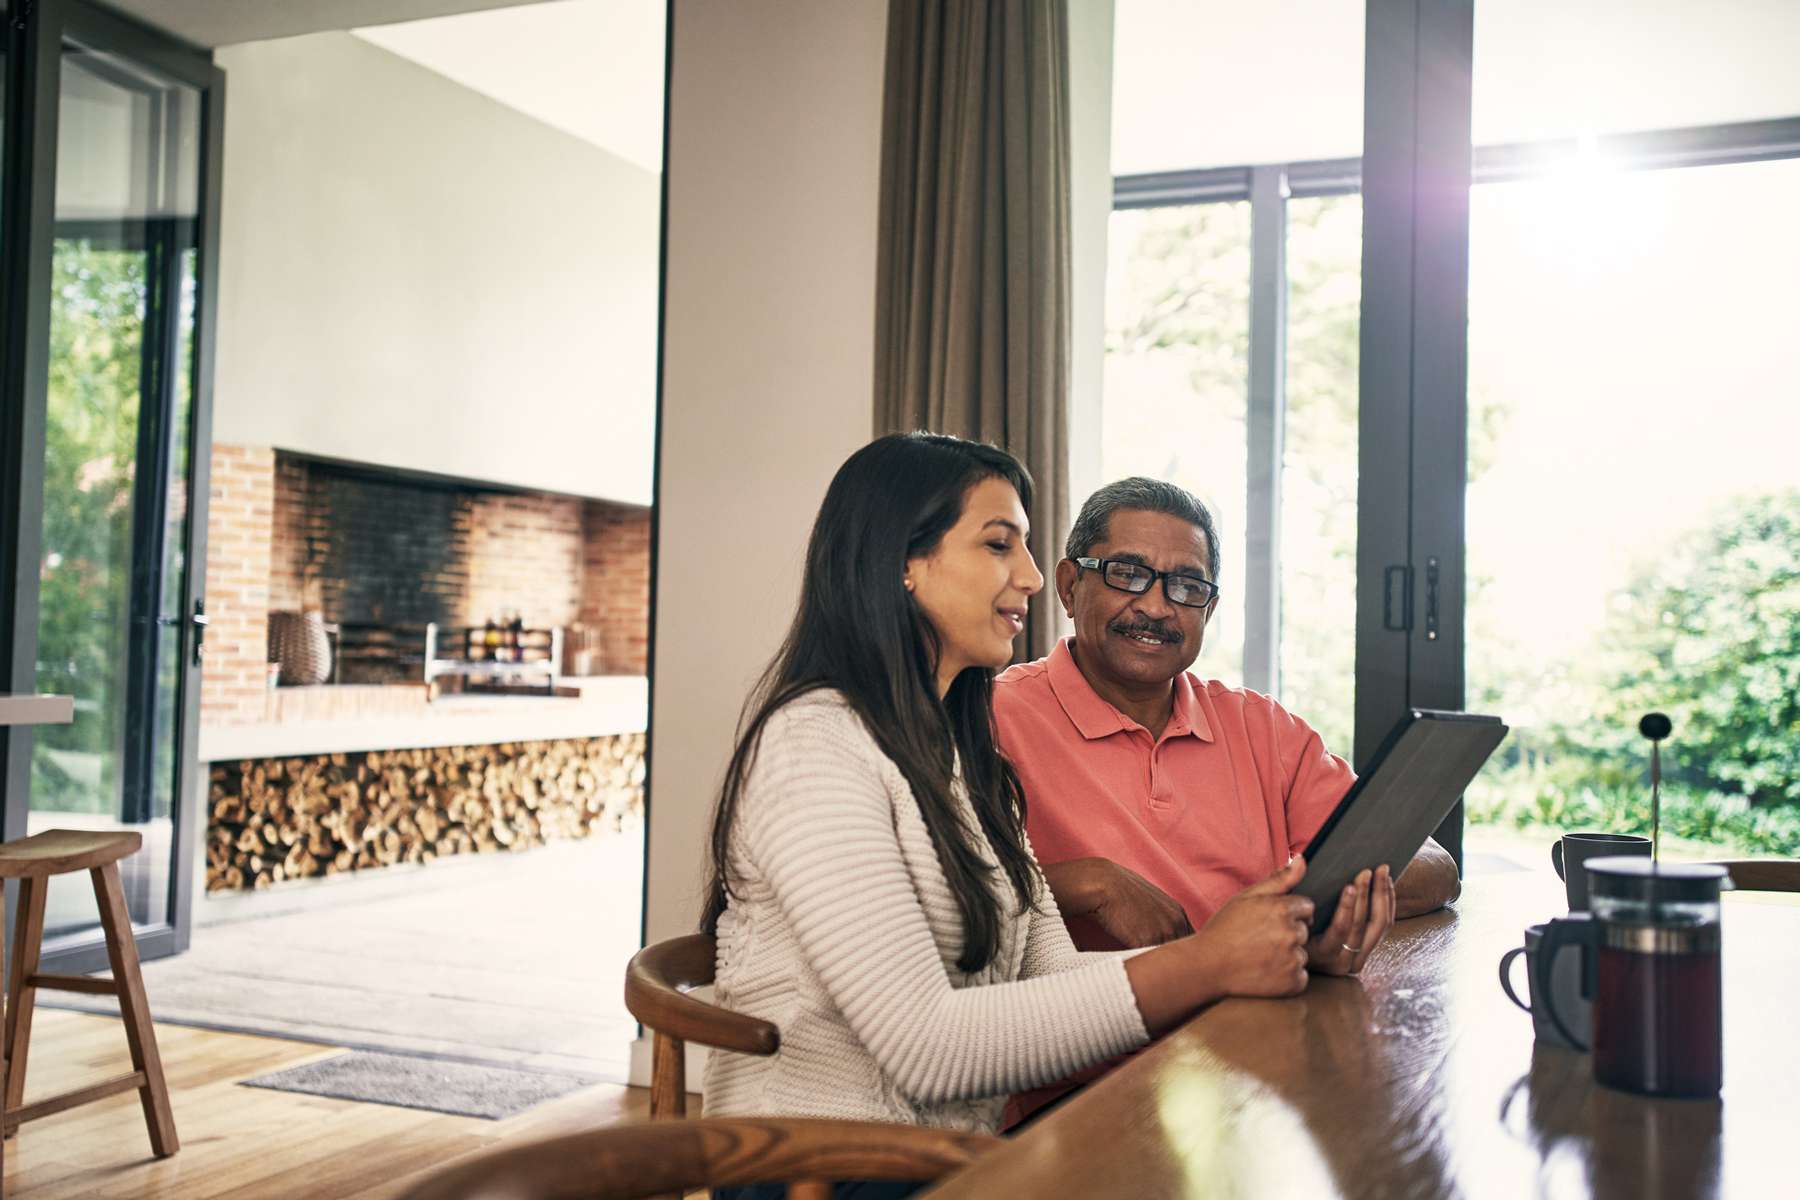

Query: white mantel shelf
[0,694,74,727]
[199,676,647,763]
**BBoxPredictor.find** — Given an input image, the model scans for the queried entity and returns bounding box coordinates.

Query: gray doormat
[242,1050,595,1120]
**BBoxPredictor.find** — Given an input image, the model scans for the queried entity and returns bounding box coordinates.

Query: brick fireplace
[203,445,650,724]
[196,443,651,892]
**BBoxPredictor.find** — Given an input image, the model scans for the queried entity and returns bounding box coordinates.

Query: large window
[1461,155,1800,858]
[1104,134,1800,863]
[1101,185,1366,748]
[1102,202,1250,684]
[1279,194,1361,753]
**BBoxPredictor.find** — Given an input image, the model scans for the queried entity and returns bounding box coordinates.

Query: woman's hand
[1122,857,1314,1036]
[1192,856,1315,998]
[1305,865,1396,976]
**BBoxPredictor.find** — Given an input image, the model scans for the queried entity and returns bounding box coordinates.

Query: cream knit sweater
[703,690,1149,1133]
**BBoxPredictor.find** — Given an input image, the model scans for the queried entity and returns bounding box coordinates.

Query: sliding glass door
[1104,2,1800,870]
[1460,152,1800,854]
[2,1,221,973]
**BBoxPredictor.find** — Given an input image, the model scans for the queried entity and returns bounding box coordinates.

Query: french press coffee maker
[1535,857,1728,1098]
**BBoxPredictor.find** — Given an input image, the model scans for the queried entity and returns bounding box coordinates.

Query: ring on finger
[1341,943,1360,955]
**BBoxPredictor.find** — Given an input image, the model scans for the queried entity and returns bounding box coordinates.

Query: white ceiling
[105,0,548,48]
[354,1,666,173]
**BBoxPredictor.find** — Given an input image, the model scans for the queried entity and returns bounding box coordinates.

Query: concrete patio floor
[50,825,645,1082]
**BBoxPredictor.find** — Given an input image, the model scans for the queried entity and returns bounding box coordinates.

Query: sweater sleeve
[738,702,1149,1105]
[1015,886,1147,979]
[1014,838,1139,979]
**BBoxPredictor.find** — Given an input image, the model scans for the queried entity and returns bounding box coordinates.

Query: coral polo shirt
[994,638,1356,1125]
[995,637,1354,951]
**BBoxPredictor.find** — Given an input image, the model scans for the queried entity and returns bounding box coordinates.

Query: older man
[995,477,1460,1120]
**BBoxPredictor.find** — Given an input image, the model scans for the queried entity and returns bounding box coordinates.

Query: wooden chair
[625,935,778,1118]
[394,1116,998,1200]
[0,830,177,1162]
[1706,859,1800,893]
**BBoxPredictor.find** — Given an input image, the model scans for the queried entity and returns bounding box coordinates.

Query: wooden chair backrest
[624,934,779,1117]
[394,1116,998,1200]
[1707,859,1800,893]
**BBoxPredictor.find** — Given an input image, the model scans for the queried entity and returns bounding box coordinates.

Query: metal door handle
[1424,556,1441,642]
[190,600,208,664]
[1383,565,1413,632]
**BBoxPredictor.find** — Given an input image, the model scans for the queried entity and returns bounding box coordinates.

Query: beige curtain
[874,0,1072,661]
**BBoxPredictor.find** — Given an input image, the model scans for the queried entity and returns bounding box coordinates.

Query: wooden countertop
[925,870,1792,1199]
[198,676,646,761]
[0,694,73,727]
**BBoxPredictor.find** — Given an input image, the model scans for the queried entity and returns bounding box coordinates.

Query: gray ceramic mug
[1551,833,1650,910]
[1499,918,1592,1050]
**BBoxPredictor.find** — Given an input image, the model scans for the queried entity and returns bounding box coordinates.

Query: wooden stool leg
[3,876,46,1122]
[91,863,177,1158]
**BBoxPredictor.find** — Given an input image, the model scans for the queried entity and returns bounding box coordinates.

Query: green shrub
[1560,490,1800,806]
[1468,771,1800,857]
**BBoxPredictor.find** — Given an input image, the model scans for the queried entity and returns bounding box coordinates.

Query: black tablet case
[1298,709,1508,933]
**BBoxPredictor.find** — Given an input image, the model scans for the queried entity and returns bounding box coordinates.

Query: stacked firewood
[205,734,645,892]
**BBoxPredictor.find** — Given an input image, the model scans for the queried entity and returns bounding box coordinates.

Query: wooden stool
[0,830,177,1160]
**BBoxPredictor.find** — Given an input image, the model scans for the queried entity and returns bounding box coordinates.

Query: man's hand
[1305,865,1396,976]
[1394,837,1461,918]
[1040,857,1193,948]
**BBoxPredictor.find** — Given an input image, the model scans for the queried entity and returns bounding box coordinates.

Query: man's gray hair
[1064,477,1221,579]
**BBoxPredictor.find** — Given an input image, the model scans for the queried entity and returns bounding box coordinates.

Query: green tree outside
[33,240,147,815]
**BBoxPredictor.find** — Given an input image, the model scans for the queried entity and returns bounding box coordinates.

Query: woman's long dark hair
[701,432,1040,973]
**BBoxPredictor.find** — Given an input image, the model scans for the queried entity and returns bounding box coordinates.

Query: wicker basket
[268,610,332,686]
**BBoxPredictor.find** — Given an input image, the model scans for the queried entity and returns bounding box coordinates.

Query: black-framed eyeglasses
[1073,557,1220,609]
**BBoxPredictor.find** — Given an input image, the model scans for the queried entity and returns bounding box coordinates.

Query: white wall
[643,0,888,951]
[212,32,659,505]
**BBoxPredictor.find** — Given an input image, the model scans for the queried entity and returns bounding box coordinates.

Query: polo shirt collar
[1046,637,1214,743]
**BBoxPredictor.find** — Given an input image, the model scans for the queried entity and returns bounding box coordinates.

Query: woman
[702,434,1346,1191]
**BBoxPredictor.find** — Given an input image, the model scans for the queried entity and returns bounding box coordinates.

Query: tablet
[1298,709,1508,934]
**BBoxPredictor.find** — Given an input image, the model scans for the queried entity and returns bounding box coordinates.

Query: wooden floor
[4,1010,653,1199]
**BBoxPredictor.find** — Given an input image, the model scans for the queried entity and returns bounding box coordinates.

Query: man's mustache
[1109,618,1183,643]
